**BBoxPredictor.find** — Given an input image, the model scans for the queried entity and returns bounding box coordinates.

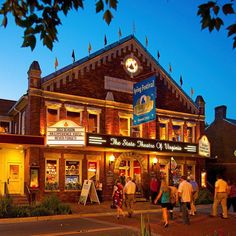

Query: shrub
[30,206,53,216]
[0,196,12,218]
[8,206,31,218]
[195,188,213,205]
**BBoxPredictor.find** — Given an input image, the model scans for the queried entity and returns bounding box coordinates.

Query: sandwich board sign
[79,180,100,205]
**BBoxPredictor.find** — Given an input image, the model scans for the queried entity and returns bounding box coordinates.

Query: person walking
[227,179,236,212]
[178,175,193,225]
[150,176,159,204]
[154,180,171,227]
[189,175,199,215]
[123,176,136,218]
[169,184,178,220]
[112,180,125,219]
[211,174,229,219]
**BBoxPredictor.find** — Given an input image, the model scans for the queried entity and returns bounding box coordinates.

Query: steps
[9,194,29,206]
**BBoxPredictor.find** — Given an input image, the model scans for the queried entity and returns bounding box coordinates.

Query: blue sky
[0,0,235,124]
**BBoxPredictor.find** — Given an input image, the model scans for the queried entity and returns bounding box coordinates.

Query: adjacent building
[0,35,208,202]
[205,105,236,184]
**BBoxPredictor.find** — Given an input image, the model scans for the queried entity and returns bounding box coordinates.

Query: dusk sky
[0,0,235,124]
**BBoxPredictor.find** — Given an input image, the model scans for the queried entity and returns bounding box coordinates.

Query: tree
[197,1,236,49]
[0,0,118,50]
[0,0,235,50]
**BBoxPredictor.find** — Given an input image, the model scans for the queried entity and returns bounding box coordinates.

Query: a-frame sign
[78,180,100,205]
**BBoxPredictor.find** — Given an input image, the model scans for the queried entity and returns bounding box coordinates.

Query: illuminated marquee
[87,133,197,153]
[198,135,210,157]
[47,120,85,146]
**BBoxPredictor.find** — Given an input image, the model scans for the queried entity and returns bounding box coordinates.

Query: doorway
[7,162,22,194]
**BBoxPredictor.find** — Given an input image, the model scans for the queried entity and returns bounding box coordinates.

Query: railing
[24,182,32,205]
[206,180,214,193]
[4,181,9,197]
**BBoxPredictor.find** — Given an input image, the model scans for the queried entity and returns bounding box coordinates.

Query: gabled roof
[42,35,199,114]
[0,99,16,116]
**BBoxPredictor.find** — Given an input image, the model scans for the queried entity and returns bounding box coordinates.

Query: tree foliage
[197,1,236,49]
[0,0,117,50]
[0,0,235,50]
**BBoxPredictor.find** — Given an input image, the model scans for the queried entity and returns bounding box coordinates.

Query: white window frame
[65,104,84,126]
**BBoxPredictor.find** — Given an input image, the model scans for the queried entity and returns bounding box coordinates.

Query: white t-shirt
[178,180,193,202]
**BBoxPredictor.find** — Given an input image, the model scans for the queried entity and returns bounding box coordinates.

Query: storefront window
[88,113,98,133]
[65,160,81,190]
[159,123,167,140]
[88,161,98,181]
[187,165,195,180]
[172,164,183,185]
[172,125,182,142]
[119,117,130,136]
[45,159,59,190]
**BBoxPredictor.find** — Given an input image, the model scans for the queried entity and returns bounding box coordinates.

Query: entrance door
[7,163,22,194]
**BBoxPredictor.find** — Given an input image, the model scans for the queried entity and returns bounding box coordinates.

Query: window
[88,113,98,133]
[65,160,82,190]
[172,125,183,142]
[47,108,59,126]
[88,161,98,181]
[131,120,142,138]
[65,104,83,126]
[159,123,167,140]
[67,111,81,125]
[0,121,10,133]
[21,111,25,135]
[45,159,59,190]
[186,123,196,143]
[187,165,195,180]
[87,108,101,133]
[119,117,130,136]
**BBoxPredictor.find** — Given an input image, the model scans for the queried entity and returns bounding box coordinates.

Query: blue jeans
[181,202,190,224]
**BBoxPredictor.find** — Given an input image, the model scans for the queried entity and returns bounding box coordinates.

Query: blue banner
[133,76,156,126]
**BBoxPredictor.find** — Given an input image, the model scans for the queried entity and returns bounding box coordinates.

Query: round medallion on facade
[123,55,141,77]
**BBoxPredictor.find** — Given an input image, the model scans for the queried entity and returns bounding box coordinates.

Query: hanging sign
[47,119,85,146]
[198,135,210,157]
[78,180,100,205]
[133,76,156,126]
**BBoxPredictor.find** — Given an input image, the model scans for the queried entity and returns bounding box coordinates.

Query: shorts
[161,202,171,209]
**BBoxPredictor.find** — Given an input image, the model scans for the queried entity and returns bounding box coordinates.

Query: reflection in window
[172,125,182,142]
[0,121,10,133]
[88,113,98,133]
[45,159,59,190]
[159,123,167,140]
[119,117,129,136]
[65,161,81,190]
[88,161,97,181]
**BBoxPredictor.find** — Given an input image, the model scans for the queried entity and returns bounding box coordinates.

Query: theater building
[0,35,208,202]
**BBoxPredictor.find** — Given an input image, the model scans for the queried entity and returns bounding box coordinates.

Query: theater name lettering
[87,134,197,154]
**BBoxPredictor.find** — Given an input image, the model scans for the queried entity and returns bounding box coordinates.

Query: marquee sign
[47,120,85,146]
[87,133,197,154]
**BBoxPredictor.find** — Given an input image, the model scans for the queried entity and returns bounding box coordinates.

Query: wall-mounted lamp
[152,157,158,166]
[109,154,115,166]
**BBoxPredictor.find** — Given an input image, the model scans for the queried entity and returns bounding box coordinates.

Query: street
[0,205,236,236]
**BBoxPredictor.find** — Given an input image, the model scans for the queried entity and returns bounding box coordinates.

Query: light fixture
[152,157,158,166]
[109,154,115,166]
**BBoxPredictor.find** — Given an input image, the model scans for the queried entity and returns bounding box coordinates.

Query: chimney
[28,61,41,89]
[215,105,227,120]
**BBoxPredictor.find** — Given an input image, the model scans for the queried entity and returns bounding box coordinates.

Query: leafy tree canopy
[0,0,235,50]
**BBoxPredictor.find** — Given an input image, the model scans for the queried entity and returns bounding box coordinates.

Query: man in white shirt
[178,175,193,225]
[123,176,136,218]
